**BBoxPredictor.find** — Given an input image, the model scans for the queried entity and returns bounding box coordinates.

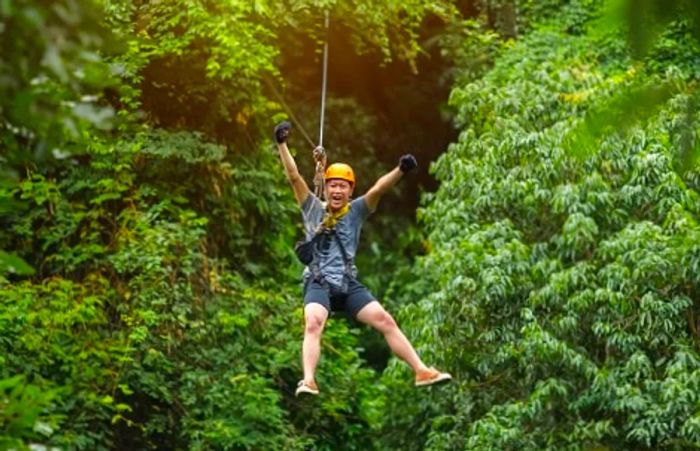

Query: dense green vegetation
[381,2,700,450]
[1,0,699,450]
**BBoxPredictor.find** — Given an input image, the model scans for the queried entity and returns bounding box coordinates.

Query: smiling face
[325,178,354,211]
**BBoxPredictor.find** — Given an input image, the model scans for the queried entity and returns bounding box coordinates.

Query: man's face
[326,179,353,211]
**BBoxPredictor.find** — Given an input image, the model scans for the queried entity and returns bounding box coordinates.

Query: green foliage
[0,0,118,277]
[597,0,700,59]
[1,0,462,448]
[569,0,700,166]
[105,0,458,141]
[0,276,123,449]
[0,376,60,450]
[377,1,700,450]
[7,0,700,449]
[437,18,504,86]
[0,159,384,448]
[0,0,117,155]
[0,251,34,275]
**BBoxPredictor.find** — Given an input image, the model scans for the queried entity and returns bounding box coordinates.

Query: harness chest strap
[309,230,354,291]
[331,230,354,275]
[309,205,354,289]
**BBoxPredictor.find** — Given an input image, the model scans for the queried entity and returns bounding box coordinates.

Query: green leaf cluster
[378,1,700,449]
[1,0,461,449]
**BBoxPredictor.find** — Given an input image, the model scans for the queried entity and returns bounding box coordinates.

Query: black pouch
[294,239,316,265]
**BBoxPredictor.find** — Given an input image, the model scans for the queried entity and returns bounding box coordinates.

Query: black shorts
[303,278,375,318]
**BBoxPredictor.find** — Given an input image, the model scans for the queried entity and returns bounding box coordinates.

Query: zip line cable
[318,10,330,149]
[267,11,331,199]
[313,10,330,200]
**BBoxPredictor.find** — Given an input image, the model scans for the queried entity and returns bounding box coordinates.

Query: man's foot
[295,379,320,396]
[415,367,452,387]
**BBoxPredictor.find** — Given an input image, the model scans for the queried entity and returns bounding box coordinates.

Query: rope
[313,145,326,199]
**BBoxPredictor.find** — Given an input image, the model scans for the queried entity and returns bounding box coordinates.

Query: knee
[305,315,325,336]
[373,311,398,333]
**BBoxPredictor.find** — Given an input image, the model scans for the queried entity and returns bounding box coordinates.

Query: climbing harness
[294,202,354,293]
[294,202,349,266]
[298,226,354,294]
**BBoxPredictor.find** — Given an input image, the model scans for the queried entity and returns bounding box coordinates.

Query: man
[274,121,451,396]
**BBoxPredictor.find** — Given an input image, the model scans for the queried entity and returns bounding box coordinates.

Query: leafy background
[1,0,699,449]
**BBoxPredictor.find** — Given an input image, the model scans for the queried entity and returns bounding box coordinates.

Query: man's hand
[274,121,292,144]
[399,154,418,173]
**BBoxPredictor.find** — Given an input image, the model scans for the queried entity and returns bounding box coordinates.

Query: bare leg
[302,303,329,384]
[355,301,428,373]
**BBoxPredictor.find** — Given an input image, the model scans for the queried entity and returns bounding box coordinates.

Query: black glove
[399,154,418,173]
[274,121,291,144]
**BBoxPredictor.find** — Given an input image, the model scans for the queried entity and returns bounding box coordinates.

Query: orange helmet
[324,163,355,185]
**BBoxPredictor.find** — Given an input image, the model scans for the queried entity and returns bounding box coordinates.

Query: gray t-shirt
[300,194,371,287]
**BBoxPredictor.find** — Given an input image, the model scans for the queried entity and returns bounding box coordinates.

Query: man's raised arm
[364,154,418,212]
[274,121,310,205]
